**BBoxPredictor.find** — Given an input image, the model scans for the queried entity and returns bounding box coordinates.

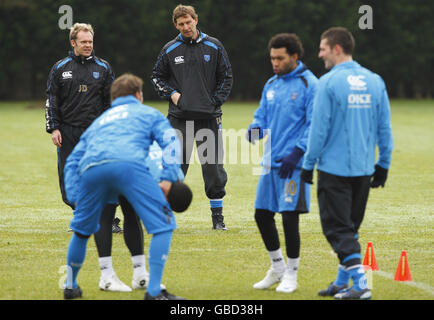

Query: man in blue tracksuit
[246,33,318,293]
[94,141,186,293]
[301,27,393,300]
[62,74,192,300]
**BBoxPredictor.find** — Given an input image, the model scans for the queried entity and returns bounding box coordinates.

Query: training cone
[363,242,379,271]
[394,250,412,281]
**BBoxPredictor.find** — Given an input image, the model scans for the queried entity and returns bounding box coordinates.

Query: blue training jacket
[302,61,394,176]
[146,141,185,182]
[64,95,181,204]
[249,61,318,168]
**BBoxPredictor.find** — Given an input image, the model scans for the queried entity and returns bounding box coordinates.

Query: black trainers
[112,217,123,233]
[334,286,372,300]
[318,282,348,297]
[64,286,83,299]
[145,289,186,300]
[212,214,227,230]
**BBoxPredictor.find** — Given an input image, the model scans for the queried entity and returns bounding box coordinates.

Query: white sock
[131,255,148,279]
[99,256,115,279]
[287,257,300,274]
[268,249,286,273]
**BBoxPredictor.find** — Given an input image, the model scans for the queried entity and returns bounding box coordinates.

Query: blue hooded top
[249,61,318,168]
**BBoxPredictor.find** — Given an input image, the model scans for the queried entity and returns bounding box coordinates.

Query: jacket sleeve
[64,135,87,204]
[212,42,233,107]
[151,48,177,101]
[249,86,268,130]
[45,64,61,133]
[302,79,332,170]
[151,112,182,182]
[376,78,394,169]
[295,77,318,152]
[102,62,115,111]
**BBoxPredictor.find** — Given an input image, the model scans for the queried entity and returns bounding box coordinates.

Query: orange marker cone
[363,242,379,271]
[394,250,412,281]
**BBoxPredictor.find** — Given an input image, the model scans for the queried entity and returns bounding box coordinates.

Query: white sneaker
[99,274,132,292]
[253,269,284,289]
[276,270,297,293]
[132,273,166,290]
[132,273,149,290]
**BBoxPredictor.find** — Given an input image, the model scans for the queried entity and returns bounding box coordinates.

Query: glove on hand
[300,169,313,184]
[246,125,263,144]
[276,147,304,179]
[370,164,388,188]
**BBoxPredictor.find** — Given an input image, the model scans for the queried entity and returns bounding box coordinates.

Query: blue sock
[147,230,173,297]
[66,233,89,289]
[334,265,350,286]
[347,265,368,291]
[210,199,223,210]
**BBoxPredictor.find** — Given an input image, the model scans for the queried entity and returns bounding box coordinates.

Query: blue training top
[303,61,393,176]
[249,61,318,168]
[64,95,182,204]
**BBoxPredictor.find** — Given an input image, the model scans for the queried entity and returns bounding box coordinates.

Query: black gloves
[300,169,313,184]
[246,125,263,144]
[371,164,388,188]
[276,147,304,179]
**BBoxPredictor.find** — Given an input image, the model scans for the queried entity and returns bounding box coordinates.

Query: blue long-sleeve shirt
[64,95,181,204]
[302,61,393,176]
[249,61,318,168]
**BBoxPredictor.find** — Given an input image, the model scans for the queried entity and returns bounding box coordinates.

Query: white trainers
[276,270,297,293]
[132,273,166,290]
[253,269,284,289]
[99,274,132,292]
[132,273,149,290]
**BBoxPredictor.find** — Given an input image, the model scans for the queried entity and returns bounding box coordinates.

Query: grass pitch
[0,99,433,300]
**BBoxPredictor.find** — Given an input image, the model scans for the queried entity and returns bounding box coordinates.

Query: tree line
[0,0,432,101]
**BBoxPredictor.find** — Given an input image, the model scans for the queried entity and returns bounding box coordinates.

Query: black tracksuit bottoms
[168,115,227,200]
[316,170,371,267]
[57,124,143,256]
[57,124,86,209]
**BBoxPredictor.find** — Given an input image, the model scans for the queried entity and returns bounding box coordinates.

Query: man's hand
[300,169,313,184]
[370,164,388,188]
[171,92,181,106]
[276,147,304,179]
[51,129,62,147]
[159,180,173,200]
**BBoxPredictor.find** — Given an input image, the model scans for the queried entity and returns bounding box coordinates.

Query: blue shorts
[70,161,177,236]
[254,167,310,213]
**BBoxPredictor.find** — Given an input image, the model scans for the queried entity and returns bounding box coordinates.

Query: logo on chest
[62,71,72,79]
[266,90,275,101]
[174,56,185,64]
[204,54,210,62]
[92,71,100,79]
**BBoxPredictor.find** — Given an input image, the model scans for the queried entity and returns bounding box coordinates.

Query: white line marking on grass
[374,270,434,296]
[328,250,434,296]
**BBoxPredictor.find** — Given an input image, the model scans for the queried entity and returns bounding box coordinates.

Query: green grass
[0,100,433,300]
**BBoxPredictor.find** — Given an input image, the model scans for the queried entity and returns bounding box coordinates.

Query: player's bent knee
[74,231,91,239]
